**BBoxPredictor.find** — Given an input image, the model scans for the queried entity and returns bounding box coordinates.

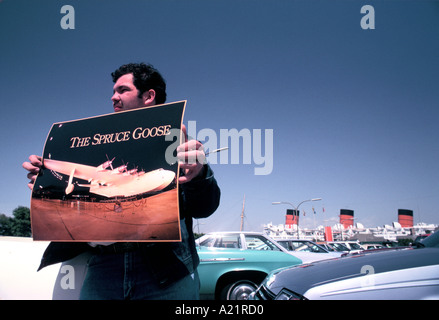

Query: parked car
[316,241,336,252]
[326,242,351,253]
[361,243,385,250]
[196,231,283,250]
[275,239,342,262]
[196,232,302,300]
[333,241,364,253]
[250,231,439,300]
[414,234,431,243]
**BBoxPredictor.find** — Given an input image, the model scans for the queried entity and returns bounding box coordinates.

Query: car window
[420,231,439,248]
[278,241,298,251]
[278,241,292,251]
[245,235,281,251]
[218,235,240,248]
[199,234,241,248]
[329,243,349,251]
[289,241,309,252]
[199,236,217,247]
[319,243,334,251]
[286,241,327,253]
[349,243,363,250]
[309,244,327,253]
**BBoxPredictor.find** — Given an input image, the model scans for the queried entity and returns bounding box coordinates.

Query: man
[22,63,221,299]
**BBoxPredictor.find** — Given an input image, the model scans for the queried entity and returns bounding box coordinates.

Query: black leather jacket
[37,165,220,287]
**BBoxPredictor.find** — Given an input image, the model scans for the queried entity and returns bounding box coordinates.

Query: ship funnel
[285,209,299,228]
[340,209,354,229]
[398,209,413,228]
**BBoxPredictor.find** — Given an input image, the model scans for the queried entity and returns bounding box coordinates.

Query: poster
[30,101,186,242]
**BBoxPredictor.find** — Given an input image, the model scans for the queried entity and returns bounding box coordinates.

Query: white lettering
[60,264,75,290]
[60,5,75,30]
[253,129,274,175]
[361,5,375,30]
[360,264,375,287]
[165,122,274,175]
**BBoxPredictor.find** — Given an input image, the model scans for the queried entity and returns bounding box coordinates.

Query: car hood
[265,247,439,296]
[287,251,340,263]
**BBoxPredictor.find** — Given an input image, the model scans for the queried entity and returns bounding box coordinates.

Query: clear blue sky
[1,0,438,233]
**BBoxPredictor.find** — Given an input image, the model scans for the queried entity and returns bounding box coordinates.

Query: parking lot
[2,231,438,300]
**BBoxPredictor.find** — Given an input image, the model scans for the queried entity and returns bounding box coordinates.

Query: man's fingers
[29,155,42,165]
[177,139,205,165]
[181,124,188,141]
[23,155,42,190]
[177,150,206,164]
[22,162,39,173]
[175,135,206,183]
[23,155,43,172]
[27,172,37,180]
[177,140,203,153]
[26,174,37,190]
[178,164,203,184]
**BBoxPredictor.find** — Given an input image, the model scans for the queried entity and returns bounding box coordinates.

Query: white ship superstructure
[264,209,438,242]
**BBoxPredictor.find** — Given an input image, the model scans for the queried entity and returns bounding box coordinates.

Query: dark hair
[111,63,167,104]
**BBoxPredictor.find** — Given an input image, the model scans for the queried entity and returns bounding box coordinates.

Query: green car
[196,232,302,300]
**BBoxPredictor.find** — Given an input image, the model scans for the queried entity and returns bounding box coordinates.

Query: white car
[196,231,287,252]
[275,239,342,263]
[361,243,385,250]
[251,231,439,300]
[332,241,364,253]
[197,232,339,264]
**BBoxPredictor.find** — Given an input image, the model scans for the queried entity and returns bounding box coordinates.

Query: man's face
[111,73,154,112]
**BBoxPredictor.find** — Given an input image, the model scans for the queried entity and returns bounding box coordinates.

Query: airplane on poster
[42,157,176,198]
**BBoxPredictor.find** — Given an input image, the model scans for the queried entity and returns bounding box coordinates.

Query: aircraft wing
[44,159,133,185]
[43,158,176,198]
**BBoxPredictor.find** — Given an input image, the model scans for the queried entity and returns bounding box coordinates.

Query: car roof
[197,231,290,253]
[277,239,314,242]
[203,231,264,235]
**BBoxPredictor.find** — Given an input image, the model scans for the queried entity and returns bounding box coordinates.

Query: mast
[240,194,245,231]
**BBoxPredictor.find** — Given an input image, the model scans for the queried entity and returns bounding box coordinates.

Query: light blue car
[196,232,302,300]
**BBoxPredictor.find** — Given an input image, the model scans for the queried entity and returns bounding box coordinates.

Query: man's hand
[177,125,205,184]
[22,155,43,190]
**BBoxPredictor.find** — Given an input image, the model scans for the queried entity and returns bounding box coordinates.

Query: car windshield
[349,243,363,250]
[319,244,335,251]
[329,243,349,251]
[245,235,281,251]
[420,231,439,248]
[308,243,328,253]
[279,241,327,253]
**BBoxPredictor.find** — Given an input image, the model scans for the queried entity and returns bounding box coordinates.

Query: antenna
[240,194,246,231]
